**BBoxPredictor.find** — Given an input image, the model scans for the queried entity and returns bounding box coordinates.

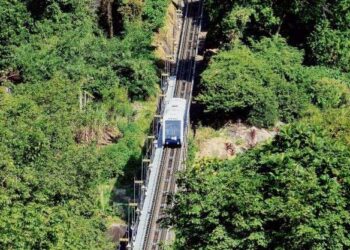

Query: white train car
[162,98,187,147]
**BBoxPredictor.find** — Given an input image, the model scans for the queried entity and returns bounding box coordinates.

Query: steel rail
[140,1,203,249]
[150,148,181,249]
[154,0,203,248]
[143,149,169,249]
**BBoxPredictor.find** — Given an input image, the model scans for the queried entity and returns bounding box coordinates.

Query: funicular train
[162,98,187,147]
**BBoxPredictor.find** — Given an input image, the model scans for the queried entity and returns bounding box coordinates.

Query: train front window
[165,120,181,139]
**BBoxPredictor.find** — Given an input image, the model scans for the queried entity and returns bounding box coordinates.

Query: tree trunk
[100,0,114,38]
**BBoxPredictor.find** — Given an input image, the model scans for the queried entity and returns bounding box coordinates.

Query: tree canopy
[198,36,350,127]
[171,122,350,249]
[173,0,350,249]
[198,0,350,127]
[0,0,169,248]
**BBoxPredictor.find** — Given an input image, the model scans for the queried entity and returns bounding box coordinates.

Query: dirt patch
[106,223,128,243]
[75,126,122,145]
[197,137,233,159]
[153,1,181,61]
[195,123,278,160]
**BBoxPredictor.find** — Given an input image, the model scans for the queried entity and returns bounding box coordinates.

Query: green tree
[310,77,350,109]
[0,0,32,67]
[171,123,350,249]
[309,22,350,72]
[198,37,310,127]
[205,0,350,70]
[142,0,170,31]
[0,0,167,248]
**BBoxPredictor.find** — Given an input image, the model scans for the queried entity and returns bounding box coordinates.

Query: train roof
[163,98,187,121]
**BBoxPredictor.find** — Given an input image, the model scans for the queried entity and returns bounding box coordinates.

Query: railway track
[142,0,203,249]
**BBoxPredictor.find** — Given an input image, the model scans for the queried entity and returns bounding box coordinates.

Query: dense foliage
[205,0,350,69]
[198,0,350,127]
[199,37,350,127]
[0,0,169,248]
[171,123,350,249]
[173,0,350,249]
